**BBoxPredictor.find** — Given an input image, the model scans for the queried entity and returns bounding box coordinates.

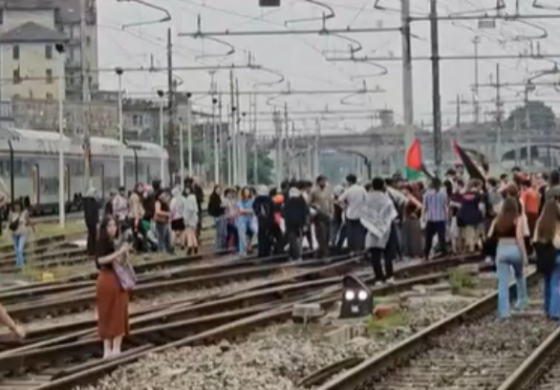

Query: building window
[86,35,91,46]
[12,45,19,60]
[46,69,53,84]
[132,114,143,126]
[46,93,53,100]
[45,45,53,59]
[13,69,21,84]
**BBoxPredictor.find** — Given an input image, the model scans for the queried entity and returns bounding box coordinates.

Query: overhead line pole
[430,0,443,173]
[80,0,91,188]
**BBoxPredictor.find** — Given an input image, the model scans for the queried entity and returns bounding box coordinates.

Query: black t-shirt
[96,239,115,270]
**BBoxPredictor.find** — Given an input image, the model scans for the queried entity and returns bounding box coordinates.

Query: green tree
[505,100,556,131]
[247,150,274,184]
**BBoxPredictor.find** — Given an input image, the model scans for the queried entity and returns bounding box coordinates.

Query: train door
[100,165,105,199]
[65,164,70,209]
[30,164,39,209]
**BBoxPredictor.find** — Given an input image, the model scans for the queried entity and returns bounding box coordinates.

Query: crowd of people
[4,164,560,351]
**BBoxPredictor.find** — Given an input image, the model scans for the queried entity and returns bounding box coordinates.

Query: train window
[125,161,134,176]
[12,158,22,176]
[40,177,59,195]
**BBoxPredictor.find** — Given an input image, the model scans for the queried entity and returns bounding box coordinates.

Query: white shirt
[338,184,367,221]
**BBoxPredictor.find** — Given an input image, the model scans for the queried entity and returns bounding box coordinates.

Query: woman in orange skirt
[96,215,131,358]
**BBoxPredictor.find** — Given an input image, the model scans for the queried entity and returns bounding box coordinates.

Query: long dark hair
[536,200,560,242]
[97,215,117,255]
[494,197,519,234]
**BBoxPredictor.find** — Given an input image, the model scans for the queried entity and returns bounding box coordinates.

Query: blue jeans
[543,256,560,320]
[237,217,257,255]
[496,242,527,318]
[214,216,227,251]
[13,234,26,267]
[155,223,172,253]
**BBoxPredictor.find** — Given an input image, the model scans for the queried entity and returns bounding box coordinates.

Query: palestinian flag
[405,138,423,181]
[452,140,485,181]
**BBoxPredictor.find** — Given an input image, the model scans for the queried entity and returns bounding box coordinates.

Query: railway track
[0,246,320,306]
[489,295,560,390]
[0,231,215,273]
[313,270,555,390]
[0,253,483,390]
[0,255,358,344]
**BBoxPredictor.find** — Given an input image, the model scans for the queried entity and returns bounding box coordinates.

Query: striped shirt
[423,189,448,222]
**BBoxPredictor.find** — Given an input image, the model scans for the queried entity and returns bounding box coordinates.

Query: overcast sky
[97,0,560,136]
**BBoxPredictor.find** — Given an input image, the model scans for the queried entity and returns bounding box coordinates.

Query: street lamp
[116,67,124,186]
[157,90,165,185]
[55,42,65,228]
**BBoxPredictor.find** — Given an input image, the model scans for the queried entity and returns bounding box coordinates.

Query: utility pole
[273,110,283,188]
[314,118,320,179]
[251,92,258,185]
[495,63,503,165]
[210,71,219,185]
[430,0,443,173]
[455,94,461,144]
[472,36,481,124]
[524,86,532,167]
[80,0,91,188]
[283,103,289,180]
[235,78,241,184]
[401,0,414,165]
[229,70,235,186]
[167,28,176,175]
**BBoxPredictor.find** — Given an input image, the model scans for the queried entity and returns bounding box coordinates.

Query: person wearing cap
[309,175,333,258]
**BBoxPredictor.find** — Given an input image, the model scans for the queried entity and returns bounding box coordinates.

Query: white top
[338,184,367,221]
[9,210,29,236]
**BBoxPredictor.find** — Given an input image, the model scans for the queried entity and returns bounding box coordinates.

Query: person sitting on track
[95,215,131,358]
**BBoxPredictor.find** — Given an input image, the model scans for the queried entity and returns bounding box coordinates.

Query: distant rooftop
[1,0,57,10]
[0,21,68,43]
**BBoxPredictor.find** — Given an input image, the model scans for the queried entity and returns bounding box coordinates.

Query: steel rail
[496,319,560,389]
[28,271,456,390]
[315,270,542,390]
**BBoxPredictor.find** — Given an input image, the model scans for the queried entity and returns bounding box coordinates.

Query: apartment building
[0,1,67,100]
[0,0,99,101]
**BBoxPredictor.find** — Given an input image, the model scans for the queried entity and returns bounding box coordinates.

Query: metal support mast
[167,28,176,176]
[250,92,258,185]
[80,0,91,188]
[314,118,320,179]
[495,63,503,165]
[525,86,532,167]
[234,78,241,184]
[283,103,289,180]
[401,0,414,160]
[430,0,443,173]
[210,72,219,185]
[473,36,481,123]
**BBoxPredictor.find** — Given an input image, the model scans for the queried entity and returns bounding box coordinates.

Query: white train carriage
[125,141,170,186]
[0,128,169,216]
